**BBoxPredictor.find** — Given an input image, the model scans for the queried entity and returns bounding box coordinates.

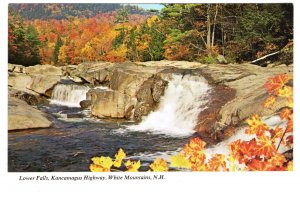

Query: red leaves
[264,74,291,95]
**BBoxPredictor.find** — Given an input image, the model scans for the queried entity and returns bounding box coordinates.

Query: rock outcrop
[8,97,52,131]
[8,64,63,98]
[83,63,167,120]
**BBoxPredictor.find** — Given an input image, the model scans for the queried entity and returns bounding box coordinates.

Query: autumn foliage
[90,74,293,172]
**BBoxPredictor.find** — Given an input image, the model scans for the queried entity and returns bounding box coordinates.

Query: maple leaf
[206,154,228,171]
[229,140,242,160]
[277,86,293,98]
[149,158,169,172]
[287,161,293,171]
[89,164,110,172]
[267,153,286,167]
[90,156,114,172]
[170,154,192,169]
[287,97,293,108]
[238,139,259,163]
[286,135,293,146]
[256,135,277,158]
[183,138,206,154]
[247,159,274,171]
[270,126,284,142]
[263,96,276,108]
[245,114,269,137]
[280,108,292,120]
[113,148,126,168]
[125,160,141,172]
[286,116,293,134]
[263,74,291,95]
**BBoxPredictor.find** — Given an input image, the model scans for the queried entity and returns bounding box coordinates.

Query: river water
[8,74,210,172]
[8,105,192,172]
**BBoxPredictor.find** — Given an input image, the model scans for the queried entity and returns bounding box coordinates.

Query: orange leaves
[183,138,207,171]
[245,114,269,137]
[206,154,228,171]
[183,137,206,154]
[280,108,292,120]
[263,74,291,95]
[256,135,277,158]
[263,96,276,108]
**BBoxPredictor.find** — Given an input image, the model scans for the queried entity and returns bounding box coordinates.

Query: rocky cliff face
[8,61,293,142]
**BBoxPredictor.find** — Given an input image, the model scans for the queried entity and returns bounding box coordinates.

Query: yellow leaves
[277,86,293,98]
[263,96,275,108]
[245,114,269,137]
[170,154,191,169]
[268,153,286,167]
[287,161,293,171]
[125,160,141,172]
[113,148,126,168]
[287,97,293,108]
[149,158,169,172]
[90,148,140,172]
[90,156,114,172]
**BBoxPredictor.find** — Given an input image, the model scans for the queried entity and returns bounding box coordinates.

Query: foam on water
[129,74,211,137]
[50,84,90,107]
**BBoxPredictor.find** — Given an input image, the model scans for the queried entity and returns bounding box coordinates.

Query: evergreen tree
[53,37,63,65]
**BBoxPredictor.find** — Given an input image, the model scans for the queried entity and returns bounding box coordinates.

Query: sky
[133,4,165,11]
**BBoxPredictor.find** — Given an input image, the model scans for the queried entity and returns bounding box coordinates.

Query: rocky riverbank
[8,61,293,143]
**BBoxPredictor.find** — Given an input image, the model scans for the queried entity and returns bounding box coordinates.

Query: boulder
[8,74,34,93]
[90,89,131,118]
[25,64,63,76]
[80,100,92,109]
[9,88,39,106]
[8,97,52,131]
[27,75,61,97]
[216,55,228,64]
[8,64,25,73]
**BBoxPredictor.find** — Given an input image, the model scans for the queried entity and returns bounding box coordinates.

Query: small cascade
[129,74,211,137]
[50,84,90,107]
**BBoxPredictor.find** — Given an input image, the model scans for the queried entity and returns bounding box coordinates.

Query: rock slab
[8,97,52,131]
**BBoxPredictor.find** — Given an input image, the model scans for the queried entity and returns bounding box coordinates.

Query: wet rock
[80,100,92,109]
[8,97,52,131]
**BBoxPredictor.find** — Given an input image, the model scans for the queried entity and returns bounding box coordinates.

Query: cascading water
[50,84,90,107]
[129,74,211,137]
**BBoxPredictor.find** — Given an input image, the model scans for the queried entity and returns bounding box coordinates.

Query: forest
[8,3,293,66]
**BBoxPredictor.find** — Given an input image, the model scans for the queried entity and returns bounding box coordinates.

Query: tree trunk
[206,4,211,49]
[212,4,218,48]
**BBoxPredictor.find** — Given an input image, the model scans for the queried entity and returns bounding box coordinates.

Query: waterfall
[129,74,211,137]
[50,84,90,107]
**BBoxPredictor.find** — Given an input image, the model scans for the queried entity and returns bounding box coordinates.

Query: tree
[8,7,40,66]
[53,36,63,65]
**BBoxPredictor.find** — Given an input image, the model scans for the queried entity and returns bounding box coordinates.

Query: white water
[129,74,211,137]
[204,115,287,159]
[50,84,90,107]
